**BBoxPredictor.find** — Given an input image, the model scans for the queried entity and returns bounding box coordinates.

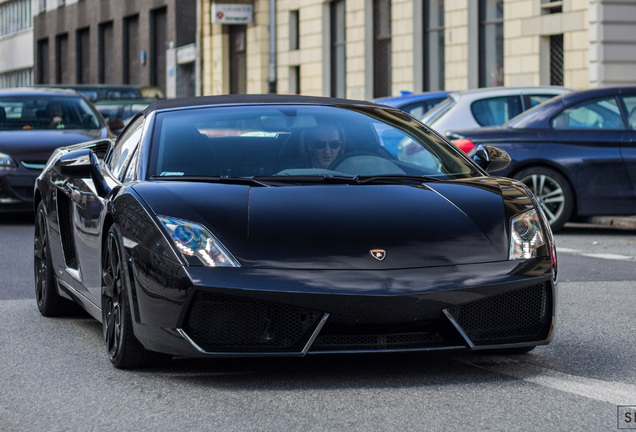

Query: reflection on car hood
[135,178,513,270]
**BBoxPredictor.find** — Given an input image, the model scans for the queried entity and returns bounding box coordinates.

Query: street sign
[211,4,254,25]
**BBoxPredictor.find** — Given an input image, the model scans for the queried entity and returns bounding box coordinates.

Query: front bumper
[126,254,556,358]
[0,169,40,211]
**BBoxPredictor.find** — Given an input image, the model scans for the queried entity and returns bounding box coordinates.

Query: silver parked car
[422,87,570,150]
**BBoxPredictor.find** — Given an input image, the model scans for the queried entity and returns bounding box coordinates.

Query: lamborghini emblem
[370,249,386,261]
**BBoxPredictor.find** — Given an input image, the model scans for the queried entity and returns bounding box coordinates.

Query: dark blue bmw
[449,86,636,231]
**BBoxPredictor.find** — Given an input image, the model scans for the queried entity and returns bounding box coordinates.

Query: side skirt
[56,278,102,322]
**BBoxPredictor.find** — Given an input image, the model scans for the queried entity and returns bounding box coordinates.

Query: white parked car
[422,86,571,147]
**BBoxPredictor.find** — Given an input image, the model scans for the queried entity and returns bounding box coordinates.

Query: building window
[123,14,140,85]
[373,0,391,98]
[423,0,444,91]
[76,27,90,83]
[55,33,69,83]
[541,0,562,14]
[99,21,114,84]
[289,10,299,51]
[0,68,32,89]
[150,7,167,91]
[331,0,346,98]
[479,0,503,87]
[229,25,247,94]
[289,66,300,94]
[37,38,50,84]
[0,0,32,37]
[550,34,564,86]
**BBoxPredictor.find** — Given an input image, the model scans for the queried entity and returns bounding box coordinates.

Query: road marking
[462,357,636,405]
[557,247,635,262]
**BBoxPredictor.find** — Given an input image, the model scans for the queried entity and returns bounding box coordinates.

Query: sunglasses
[310,139,343,150]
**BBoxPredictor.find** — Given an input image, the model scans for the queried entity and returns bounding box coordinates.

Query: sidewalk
[587,216,636,230]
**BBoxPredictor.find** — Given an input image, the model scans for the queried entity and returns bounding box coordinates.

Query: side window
[621,96,636,130]
[525,94,558,108]
[471,96,522,127]
[108,116,144,181]
[122,148,139,183]
[552,97,624,130]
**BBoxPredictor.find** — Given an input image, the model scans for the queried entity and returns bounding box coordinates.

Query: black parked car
[449,86,636,231]
[34,94,557,368]
[0,88,110,212]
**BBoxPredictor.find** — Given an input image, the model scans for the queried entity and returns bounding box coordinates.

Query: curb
[588,216,636,230]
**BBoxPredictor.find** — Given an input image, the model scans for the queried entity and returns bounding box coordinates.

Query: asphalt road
[1,213,635,431]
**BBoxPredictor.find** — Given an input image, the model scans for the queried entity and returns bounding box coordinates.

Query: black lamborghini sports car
[34,95,557,368]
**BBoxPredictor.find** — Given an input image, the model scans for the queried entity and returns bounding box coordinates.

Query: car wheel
[516,167,574,232]
[102,225,170,369]
[34,201,76,316]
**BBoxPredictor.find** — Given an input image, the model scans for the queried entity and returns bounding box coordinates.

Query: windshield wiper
[354,174,442,184]
[253,174,442,185]
[252,174,360,185]
[150,175,271,187]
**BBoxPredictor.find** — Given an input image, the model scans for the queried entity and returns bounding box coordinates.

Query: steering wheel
[327,151,405,175]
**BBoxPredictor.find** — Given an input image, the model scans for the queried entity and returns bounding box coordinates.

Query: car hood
[0,129,106,163]
[134,178,520,270]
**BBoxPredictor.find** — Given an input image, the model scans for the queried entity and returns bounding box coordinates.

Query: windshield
[148,104,480,181]
[0,95,102,130]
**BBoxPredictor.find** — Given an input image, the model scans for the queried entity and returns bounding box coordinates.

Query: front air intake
[181,292,324,353]
[444,283,552,345]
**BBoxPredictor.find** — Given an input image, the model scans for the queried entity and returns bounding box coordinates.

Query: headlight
[0,152,17,169]
[509,209,546,260]
[157,216,240,267]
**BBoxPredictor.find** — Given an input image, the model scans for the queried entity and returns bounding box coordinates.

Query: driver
[299,122,345,169]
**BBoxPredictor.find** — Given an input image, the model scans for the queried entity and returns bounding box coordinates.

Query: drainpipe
[268,0,276,93]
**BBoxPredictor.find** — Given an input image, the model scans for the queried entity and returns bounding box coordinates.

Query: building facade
[200,0,636,99]
[0,0,33,88]
[33,0,197,97]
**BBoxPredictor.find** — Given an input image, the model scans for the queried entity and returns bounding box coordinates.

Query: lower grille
[445,283,551,345]
[310,331,443,352]
[182,292,323,353]
[13,186,34,200]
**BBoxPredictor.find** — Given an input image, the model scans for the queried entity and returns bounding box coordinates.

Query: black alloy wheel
[102,225,170,369]
[34,201,74,316]
[517,166,574,233]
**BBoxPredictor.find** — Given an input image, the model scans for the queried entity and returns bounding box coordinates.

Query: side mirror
[473,144,511,172]
[57,148,95,177]
[56,148,111,196]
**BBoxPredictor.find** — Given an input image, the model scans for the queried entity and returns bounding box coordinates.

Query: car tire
[102,225,170,369]
[34,201,77,316]
[516,167,574,232]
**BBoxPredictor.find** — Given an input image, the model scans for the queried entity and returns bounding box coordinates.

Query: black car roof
[144,94,381,115]
[560,86,636,104]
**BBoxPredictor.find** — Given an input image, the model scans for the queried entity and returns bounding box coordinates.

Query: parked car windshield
[0,95,102,130]
[148,104,481,180]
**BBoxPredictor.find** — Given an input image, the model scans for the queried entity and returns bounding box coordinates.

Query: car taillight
[452,138,476,154]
